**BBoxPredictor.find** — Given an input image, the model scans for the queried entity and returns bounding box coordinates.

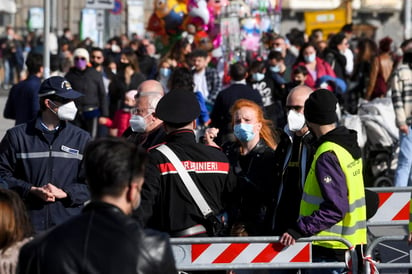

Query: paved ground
[0,88,15,139]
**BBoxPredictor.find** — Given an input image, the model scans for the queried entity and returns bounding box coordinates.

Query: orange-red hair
[230,99,277,150]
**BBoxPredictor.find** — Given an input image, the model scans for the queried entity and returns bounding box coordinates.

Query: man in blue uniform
[0,76,91,233]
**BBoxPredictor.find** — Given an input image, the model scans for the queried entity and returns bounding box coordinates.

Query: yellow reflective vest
[300,141,367,249]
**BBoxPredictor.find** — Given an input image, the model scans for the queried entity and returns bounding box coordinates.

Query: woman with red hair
[205,99,280,236]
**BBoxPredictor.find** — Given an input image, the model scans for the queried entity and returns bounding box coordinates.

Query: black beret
[155,90,200,124]
[304,88,338,125]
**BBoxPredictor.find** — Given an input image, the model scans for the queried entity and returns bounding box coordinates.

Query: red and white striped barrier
[368,192,410,225]
[173,242,311,267]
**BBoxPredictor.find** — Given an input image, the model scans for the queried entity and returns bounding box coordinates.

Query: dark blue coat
[0,116,91,232]
[3,75,41,125]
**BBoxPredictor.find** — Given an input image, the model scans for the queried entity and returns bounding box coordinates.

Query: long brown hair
[0,189,32,253]
[230,99,277,150]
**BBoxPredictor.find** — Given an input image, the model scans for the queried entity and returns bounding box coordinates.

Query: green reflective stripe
[324,220,367,235]
[16,151,83,160]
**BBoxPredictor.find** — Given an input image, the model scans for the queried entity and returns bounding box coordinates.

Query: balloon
[154,0,187,34]
[147,13,166,35]
[188,0,209,25]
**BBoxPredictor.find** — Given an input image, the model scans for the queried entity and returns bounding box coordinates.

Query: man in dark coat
[4,53,43,125]
[17,137,177,274]
[136,90,236,237]
[65,47,109,138]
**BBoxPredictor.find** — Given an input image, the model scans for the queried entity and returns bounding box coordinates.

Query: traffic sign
[110,0,122,15]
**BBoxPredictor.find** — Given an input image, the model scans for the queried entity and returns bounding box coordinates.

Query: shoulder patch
[322,175,333,184]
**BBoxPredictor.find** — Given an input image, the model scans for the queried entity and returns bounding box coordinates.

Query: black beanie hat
[304,89,338,125]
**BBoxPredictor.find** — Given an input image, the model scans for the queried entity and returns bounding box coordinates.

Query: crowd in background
[2,21,412,273]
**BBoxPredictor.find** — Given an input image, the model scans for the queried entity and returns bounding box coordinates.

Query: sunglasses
[286,105,304,111]
[74,57,86,61]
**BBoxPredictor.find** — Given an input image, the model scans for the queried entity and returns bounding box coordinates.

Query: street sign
[86,0,114,10]
[110,0,123,15]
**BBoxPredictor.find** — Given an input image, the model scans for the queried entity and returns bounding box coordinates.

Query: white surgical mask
[129,113,152,133]
[304,53,316,63]
[252,72,265,82]
[50,101,78,121]
[287,109,306,132]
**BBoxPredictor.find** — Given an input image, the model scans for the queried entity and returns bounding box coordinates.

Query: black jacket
[65,66,109,117]
[108,72,146,117]
[223,139,279,235]
[123,124,167,150]
[17,202,177,274]
[324,48,347,82]
[135,129,237,234]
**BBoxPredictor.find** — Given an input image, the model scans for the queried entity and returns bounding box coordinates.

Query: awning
[0,0,17,14]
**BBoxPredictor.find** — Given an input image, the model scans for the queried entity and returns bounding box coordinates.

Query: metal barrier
[171,236,358,273]
[366,186,412,226]
[364,235,412,273]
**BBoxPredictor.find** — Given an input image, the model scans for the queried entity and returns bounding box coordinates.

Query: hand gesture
[43,183,68,199]
[30,186,55,202]
[204,127,219,148]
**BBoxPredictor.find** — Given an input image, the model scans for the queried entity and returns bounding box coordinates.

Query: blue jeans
[394,128,412,187]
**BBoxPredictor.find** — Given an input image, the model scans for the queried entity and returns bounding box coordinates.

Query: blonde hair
[230,99,277,150]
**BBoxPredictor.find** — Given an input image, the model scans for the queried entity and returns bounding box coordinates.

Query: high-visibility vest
[300,141,367,249]
[409,198,412,232]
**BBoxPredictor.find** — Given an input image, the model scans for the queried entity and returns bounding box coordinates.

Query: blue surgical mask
[270,65,280,73]
[252,72,265,82]
[233,123,255,142]
[304,53,316,63]
[159,68,171,78]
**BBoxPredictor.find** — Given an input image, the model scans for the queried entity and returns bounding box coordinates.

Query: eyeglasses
[286,105,304,111]
[91,55,103,60]
[132,108,154,115]
[74,57,86,61]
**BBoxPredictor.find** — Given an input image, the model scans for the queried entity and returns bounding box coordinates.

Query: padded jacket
[17,202,177,274]
[0,116,91,232]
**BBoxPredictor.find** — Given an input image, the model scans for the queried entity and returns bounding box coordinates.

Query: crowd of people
[1,22,412,274]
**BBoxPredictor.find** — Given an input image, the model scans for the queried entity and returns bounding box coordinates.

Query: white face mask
[129,113,152,133]
[287,109,306,132]
[274,47,283,53]
[50,101,78,121]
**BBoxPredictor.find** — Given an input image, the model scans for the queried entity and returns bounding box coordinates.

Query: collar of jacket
[83,201,125,215]
[32,115,67,133]
[165,129,196,143]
